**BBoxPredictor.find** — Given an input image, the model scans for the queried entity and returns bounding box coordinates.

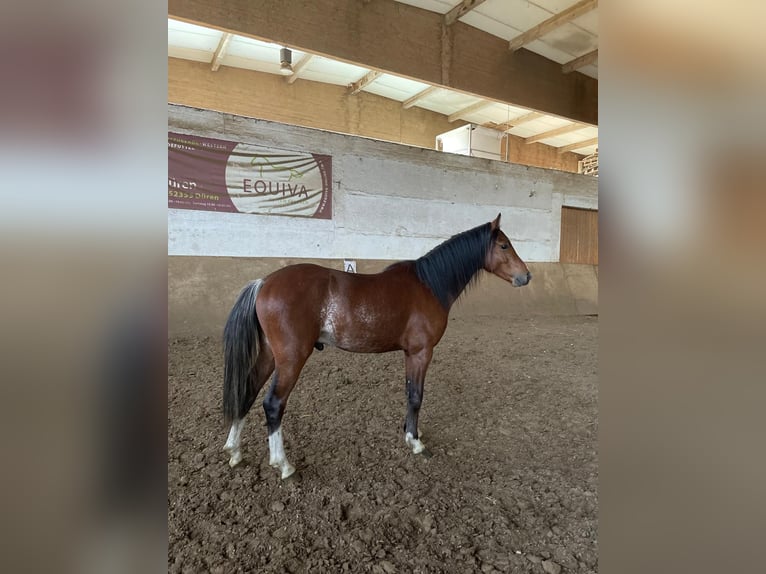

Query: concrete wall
[168,104,597,263]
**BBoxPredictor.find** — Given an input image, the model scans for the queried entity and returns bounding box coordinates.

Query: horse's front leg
[403,347,432,454]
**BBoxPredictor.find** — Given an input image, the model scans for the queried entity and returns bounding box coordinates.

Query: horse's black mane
[411,222,494,310]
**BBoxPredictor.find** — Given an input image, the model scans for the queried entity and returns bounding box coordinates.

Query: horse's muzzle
[513,271,532,287]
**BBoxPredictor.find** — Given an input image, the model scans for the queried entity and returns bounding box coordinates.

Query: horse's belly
[320,325,401,353]
[319,310,403,353]
[336,336,400,353]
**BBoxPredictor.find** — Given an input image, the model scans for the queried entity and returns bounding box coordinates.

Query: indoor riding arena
[168,2,598,573]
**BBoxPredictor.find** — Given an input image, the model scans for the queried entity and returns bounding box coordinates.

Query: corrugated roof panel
[459,110,493,125]
[508,125,541,138]
[301,56,370,86]
[540,130,591,148]
[416,91,483,116]
[459,11,520,41]
[552,126,597,146]
[222,56,279,75]
[524,38,575,65]
[483,103,532,124]
[379,75,431,92]
[542,24,598,59]
[168,46,213,63]
[483,0,560,32]
[226,36,306,62]
[572,9,599,35]
[393,0,453,14]
[460,103,522,126]
[168,19,222,53]
[542,135,574,148]
[506,115,579,138]
[168,19,220,37]
[364,75,431,101]
[533,116,576,130]
[363,82,409,101]
[576,126,598,139]
[577,64,598,79]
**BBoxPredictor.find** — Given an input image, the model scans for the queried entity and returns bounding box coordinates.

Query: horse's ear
[491,213,501,230]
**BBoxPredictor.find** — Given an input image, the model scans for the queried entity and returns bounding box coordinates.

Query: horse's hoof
[405,432,426,454]
[281,464,296,480]
[228,451,243,467]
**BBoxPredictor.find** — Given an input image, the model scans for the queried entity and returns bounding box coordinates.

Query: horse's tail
[223,279,265,425]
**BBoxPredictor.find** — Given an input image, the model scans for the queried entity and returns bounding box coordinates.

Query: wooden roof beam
[448,100,492,122]
[211,33,233,71]
[444,0,488,26]
[402,85,438,109]
[348,70,382,95]
[509,0,598,52]
[562,49,598,73]
[286,53,314,84]
[525,122,587,144]
[557,136,598,154]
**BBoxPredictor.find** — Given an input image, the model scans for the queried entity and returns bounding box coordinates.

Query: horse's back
[263,262,415,292]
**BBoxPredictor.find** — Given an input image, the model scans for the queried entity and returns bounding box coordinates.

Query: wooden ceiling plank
[509,0,598,52]
[562,48,598,73]
[348,70,382,95]
[286,53,314,84]
[557,136,598,154]
[524,122,587,144]
[448,99,492,122]
[444,0,488,26]
[211,32,233,71]
[402,85,438,109]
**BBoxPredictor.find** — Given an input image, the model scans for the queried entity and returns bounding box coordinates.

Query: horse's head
[484,214,532,287]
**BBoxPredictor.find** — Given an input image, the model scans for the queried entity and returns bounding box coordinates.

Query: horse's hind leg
[223,342,274,467]
[223,419,246,467]
[403,348,433,454]
[263,351,311,479]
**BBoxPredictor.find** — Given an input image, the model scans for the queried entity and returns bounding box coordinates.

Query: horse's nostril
[513,271,531,286]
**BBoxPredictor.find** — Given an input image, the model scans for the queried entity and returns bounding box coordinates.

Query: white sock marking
[223,418,246,467]
[405,431,426,454]
[268,427,296,479]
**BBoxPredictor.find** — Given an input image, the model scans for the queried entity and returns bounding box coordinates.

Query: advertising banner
[168,132,332,219]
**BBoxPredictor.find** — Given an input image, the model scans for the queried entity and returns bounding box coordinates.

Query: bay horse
[222,214,531,479]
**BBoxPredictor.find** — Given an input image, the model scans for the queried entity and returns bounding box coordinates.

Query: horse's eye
[500,243,509,250]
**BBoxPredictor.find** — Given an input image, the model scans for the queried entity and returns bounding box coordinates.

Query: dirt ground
[168,314,598,573]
